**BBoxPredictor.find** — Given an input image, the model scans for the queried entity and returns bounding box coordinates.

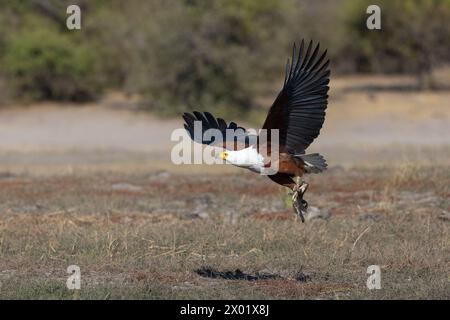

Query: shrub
[343,0,450,88]
[90,0,299,118]
[2,26,102,101]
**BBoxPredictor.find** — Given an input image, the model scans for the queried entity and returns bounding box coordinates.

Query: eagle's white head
[219,146,265,172]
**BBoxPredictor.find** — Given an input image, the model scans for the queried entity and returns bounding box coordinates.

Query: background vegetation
[0,0,449,117]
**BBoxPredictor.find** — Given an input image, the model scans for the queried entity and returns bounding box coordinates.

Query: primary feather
[262,40,330,154]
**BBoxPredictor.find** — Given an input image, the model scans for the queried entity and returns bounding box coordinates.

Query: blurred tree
[2,21,102,101]
[89,0,300,118]
[0,0,104,101]
[344,0,450,89]
[1,0,450,109]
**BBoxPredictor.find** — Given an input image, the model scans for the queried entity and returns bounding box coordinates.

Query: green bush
[343,0,450,88]
[3,26,102,101]
[1,0,450,109]
[90,0,299,118]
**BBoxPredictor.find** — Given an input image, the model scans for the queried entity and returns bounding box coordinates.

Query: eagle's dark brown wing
[183,111,256,150]
[262,40,330,154]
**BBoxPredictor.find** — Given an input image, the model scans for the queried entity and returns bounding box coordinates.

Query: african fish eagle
[183,40,329,222]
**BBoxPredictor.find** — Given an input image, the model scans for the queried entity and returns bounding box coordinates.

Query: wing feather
[182,111,256,150]
[262,40,330,154]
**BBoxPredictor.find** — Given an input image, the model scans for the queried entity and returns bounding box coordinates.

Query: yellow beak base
[220,151,228,160]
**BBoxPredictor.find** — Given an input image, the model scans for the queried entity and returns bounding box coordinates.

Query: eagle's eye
[220,151,229,160]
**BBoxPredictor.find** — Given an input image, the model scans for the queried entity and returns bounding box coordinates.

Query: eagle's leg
[292,178,309,222]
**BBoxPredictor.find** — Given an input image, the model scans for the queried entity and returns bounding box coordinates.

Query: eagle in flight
[182,40,329,222]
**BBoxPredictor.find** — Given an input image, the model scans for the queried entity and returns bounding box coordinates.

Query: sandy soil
[0,75,449,175]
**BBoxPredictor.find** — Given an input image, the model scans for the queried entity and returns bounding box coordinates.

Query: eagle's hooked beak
[219,151,229,160]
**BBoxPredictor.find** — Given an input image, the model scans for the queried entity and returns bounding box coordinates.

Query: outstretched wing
[262,40,330,154]
[182,111,256,150]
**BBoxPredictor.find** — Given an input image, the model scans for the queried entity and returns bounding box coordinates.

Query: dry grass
[0,74,449,299]
[0,164,448,299]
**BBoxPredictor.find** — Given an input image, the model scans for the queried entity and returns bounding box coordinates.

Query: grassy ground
[0,74,449,299]
[0,164,448,299]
